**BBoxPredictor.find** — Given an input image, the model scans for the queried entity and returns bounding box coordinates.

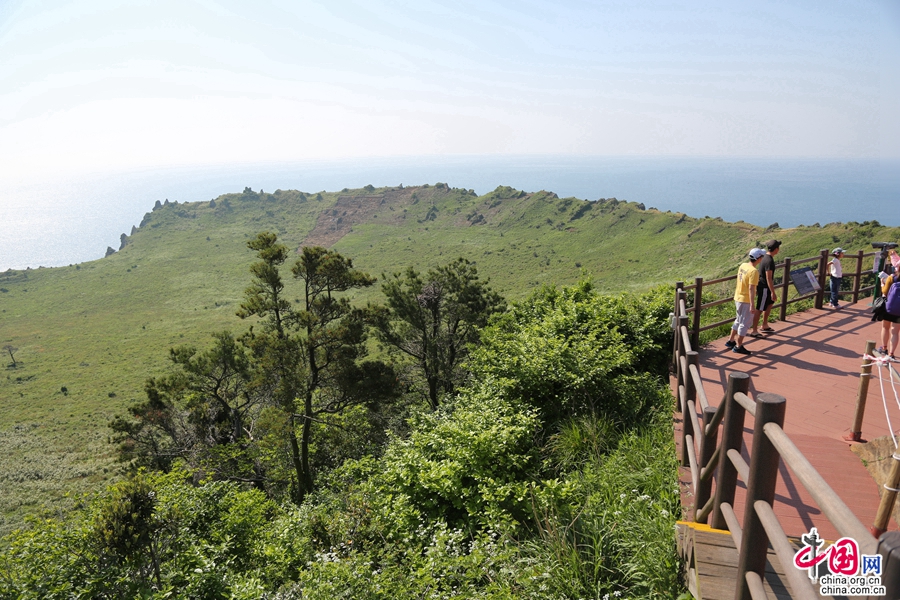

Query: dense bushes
[471,280,673,429]
[0,281,683,598]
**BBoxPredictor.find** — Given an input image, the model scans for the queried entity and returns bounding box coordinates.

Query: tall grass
[523,415,683,600]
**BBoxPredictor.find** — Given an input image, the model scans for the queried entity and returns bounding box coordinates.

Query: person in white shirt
[827,248,844,309]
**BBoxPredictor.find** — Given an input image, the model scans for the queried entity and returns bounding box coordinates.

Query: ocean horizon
[1,155,898,272]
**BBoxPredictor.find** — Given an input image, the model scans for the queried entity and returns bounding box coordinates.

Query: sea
[1,156,898,272]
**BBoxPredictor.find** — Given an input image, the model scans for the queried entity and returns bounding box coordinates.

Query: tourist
[874,249,900,359]
[726,248,765,355]
[827,248,844,309]
[749,239,780,337]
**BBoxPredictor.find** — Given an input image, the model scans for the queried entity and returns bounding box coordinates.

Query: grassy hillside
[0,182,896,534]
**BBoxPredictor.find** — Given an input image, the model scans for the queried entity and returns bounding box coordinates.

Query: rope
[865,353,900,448]
[890,362,900,429]
[885,454,900,493]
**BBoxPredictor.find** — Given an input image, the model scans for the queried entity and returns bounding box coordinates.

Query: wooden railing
[672,283,900,600]
[676,249,880,350]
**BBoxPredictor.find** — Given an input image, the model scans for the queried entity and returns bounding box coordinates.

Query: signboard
[789,267,821,296]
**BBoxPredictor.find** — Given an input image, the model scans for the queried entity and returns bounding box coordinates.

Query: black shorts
[873,311,900,323]
[755,286,774,311]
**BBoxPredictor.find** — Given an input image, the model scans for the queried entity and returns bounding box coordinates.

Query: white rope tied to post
[885,453,900,492]
[863,353,900,448]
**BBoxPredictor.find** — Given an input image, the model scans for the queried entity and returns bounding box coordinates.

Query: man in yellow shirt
[726,248,765,355]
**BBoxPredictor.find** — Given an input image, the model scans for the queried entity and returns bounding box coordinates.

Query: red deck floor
[675,301,898,542]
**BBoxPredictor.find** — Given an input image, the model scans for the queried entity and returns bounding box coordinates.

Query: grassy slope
[0,183,896,533]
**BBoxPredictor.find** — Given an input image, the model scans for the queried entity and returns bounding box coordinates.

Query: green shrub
[360,382,541,535]
[470,281,672,431]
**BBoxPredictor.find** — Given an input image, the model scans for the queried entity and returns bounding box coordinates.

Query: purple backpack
[887,280,900,317]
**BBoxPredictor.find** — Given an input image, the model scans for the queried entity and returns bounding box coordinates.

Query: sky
[1,0,899,183]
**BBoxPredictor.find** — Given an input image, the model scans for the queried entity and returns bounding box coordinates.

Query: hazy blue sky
[1,0,899,180]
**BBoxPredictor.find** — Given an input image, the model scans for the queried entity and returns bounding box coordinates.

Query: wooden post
[815,249,827,309]
[853,250,863,304]
[677,314,689,390]
[672,282,684,370]
[871,453,900,537]
[779,257,791,323]
[692,276,703,350]
[736,392,787,600]
[711,372,750,530]
[875,531,900,599]
[694,404,719,523]
[681,349,698,466]
[845,340,876,442]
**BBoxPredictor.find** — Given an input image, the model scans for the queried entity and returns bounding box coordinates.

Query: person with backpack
[873,248,900,359]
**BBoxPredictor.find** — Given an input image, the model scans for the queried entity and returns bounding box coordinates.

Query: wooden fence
[672,248,900,600]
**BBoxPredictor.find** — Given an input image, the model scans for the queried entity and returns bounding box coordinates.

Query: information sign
[789,267,821,296]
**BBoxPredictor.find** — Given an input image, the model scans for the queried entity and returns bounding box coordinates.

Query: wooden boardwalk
[678,524,805,600]
[674,302,896,598]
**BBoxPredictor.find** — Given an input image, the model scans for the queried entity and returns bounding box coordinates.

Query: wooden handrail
[686,400,703,456]
[696,317,737,334]
[705,399,726,436]
[700,446,720,481]
[681,327,692,354]
[744,572,767,600]
[689,363,709,412]
[720,502,742,548]
[753,501,819,600]
[733,391,756,417]
[727,448,749,481]
[686,433,700,495]
[764,423,876,554]
[696,494,715,523]
[789,255,824,267]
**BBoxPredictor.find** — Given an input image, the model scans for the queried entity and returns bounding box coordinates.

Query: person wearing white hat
[726,248,766,355]
[828,248,845,309]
